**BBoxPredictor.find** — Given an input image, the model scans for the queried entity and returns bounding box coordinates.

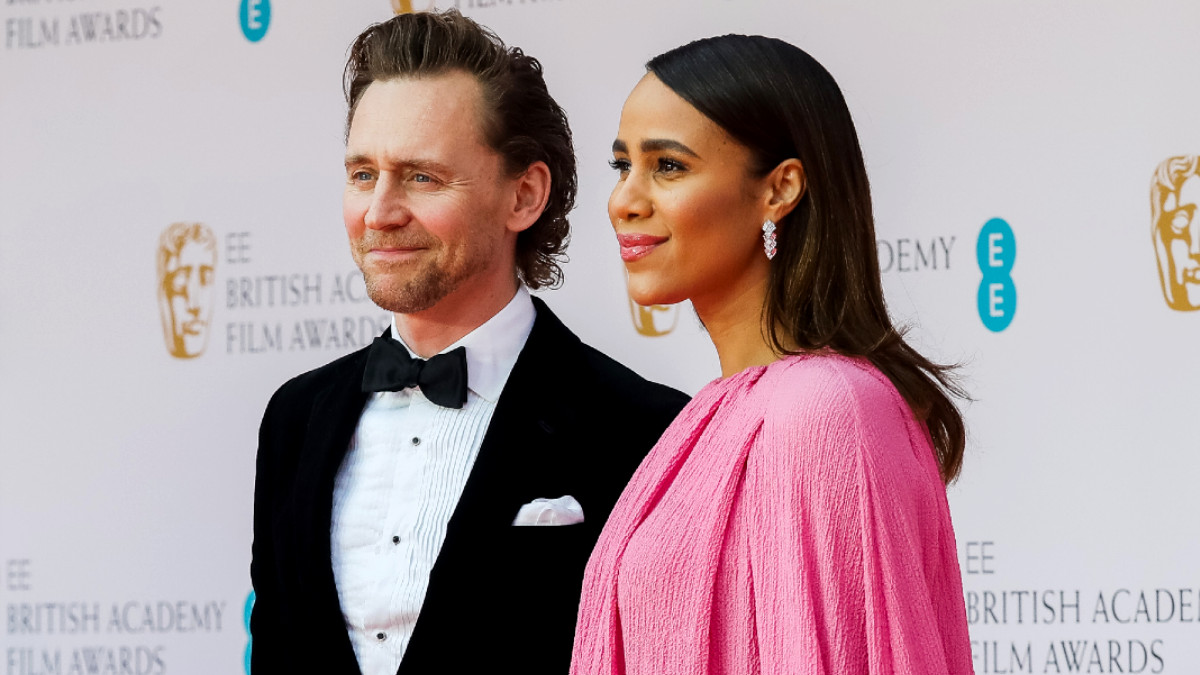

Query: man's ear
[763,158,806,223]
[508,161,552,234]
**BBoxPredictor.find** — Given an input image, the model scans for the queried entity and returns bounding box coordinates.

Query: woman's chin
[626,282,683,308]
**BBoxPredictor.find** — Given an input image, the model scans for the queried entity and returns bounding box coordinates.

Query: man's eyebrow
[343,155,453,174]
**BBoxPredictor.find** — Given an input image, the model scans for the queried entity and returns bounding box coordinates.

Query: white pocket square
[512,495,585,526]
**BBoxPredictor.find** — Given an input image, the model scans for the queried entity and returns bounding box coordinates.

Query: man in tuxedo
[249,10,687,675]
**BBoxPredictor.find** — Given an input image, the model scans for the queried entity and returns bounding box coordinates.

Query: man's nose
[364,175,412,231]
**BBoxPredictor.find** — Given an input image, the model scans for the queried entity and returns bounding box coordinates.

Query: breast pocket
[493,523,598,642]
[498,523,599,594]
[504,521,596,561]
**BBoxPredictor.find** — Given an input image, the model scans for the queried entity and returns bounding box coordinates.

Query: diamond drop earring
[762,220,777,260]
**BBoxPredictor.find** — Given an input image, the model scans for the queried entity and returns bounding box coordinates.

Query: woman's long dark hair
[649,35,966,483]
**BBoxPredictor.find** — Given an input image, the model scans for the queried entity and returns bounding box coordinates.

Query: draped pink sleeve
[571,355,974,675]
[745,356,972,673]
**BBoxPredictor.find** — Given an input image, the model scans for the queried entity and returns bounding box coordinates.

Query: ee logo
[976,218,1016,332]
[239,0,271,43]
[244,590,254,674]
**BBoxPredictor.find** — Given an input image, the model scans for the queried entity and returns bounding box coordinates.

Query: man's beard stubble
[354,230,490,315]
[363,261,453,314]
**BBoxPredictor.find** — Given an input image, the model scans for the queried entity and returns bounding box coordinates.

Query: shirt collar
[389,287,536,403]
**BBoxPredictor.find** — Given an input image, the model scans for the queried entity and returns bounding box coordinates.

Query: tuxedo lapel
[441,303,577,536]
[398,299,586,672]
[285,346,371,666]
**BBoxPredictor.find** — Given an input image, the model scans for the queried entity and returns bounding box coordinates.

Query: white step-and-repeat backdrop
[3,1,1197,673]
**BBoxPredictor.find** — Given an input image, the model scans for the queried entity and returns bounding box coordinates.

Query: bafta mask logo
[1151,155,1200,311]
[629,296,679,337]
[391,0,436,13]
[157,223,217,358]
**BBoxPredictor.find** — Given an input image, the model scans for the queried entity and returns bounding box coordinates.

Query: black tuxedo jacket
[250,297,688,674]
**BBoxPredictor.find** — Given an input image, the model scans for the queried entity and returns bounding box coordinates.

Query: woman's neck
[694,273,791,378]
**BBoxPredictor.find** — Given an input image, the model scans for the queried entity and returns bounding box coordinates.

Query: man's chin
[364,278,450,315]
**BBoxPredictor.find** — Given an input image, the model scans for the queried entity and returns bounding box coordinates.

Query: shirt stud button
[411,437,421,446]
[392,535,400,544]
[377,632,387,641]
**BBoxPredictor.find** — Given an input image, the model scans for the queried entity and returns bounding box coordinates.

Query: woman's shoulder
[753,353,936,486]
[755,354,920,454]
[760,353,902,418]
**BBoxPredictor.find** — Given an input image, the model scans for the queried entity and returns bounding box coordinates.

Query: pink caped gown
[571,354,974,675]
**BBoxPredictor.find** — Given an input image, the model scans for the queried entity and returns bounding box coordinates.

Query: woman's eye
[657,158,686,173]
[608,158,630,173]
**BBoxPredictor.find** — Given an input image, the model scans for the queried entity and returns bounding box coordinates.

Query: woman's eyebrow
[610,138,700,159]
[639,138,699,158]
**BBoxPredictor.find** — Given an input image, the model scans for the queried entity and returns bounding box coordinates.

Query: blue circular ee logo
[244,590,255,674]
[976,218,1017,332]
[239,0,271,42]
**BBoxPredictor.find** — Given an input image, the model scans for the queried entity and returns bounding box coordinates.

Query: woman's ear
[764,158,806,223]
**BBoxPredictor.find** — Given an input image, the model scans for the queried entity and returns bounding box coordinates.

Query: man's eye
[413,173,433,183]
[352,171,373,182]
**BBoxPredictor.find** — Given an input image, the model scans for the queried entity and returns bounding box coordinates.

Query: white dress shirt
[330,288,536,675]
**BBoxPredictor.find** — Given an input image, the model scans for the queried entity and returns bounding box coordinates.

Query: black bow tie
[361,337,469,409]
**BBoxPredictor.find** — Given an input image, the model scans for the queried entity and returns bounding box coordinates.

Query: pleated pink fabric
[571,354,974,675]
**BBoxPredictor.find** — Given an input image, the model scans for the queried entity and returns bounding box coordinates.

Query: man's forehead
[346,73,488,152]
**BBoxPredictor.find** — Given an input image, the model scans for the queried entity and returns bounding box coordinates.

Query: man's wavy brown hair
[344,9,576,289]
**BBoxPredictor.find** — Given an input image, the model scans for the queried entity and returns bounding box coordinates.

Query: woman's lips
[616,233,668,263]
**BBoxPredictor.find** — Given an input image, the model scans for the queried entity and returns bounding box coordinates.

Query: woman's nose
[609,174,652,224]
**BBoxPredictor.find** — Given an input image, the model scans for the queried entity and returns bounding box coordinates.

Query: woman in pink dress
[571,35,974,674]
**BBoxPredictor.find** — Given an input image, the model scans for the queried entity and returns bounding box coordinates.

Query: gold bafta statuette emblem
[1151,156,1200,311]
[629,296,679,337]
[157,223,217,358]
[391,0,436,14]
